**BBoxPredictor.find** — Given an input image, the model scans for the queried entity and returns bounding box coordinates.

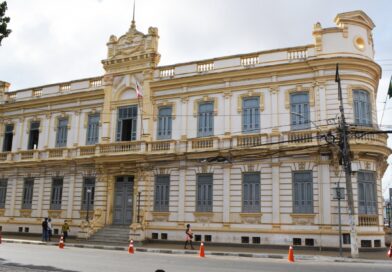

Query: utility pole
[335,64,359,258]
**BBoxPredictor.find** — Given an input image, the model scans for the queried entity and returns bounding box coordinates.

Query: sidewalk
[2,234,391,264]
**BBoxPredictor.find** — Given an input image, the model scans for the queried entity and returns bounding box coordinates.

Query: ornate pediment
[102,21,160,73]
[334,10,375,30]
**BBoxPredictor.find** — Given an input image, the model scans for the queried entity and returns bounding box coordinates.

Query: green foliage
[0,1,11,46]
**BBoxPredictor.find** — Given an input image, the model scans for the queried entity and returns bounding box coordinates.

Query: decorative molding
[48,210,63,219]
[193,212,213,223]
[83,111,102,128]
[53,114,72,131]
[151,211,170,222]
[239,213,262,224]
[26,117,43,134]
[290,213,315,225]
[152,100,176,121]
[347,85,374,106]
[236,90,264,113]
[284,85,315,109]
[19,209,32,217]
[193,96,218,117]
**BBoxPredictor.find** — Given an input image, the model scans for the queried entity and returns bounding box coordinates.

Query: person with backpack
[41,218,48,242]
[184,224,194,250]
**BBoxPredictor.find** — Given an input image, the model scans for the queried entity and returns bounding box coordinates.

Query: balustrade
[197,62,214,72]
[241,56,259,66]
[159,68,175,77]
[79,146,96,156]
[358,215,378,226]
[99,142,142,153]
[150,141,172,151]
[287,49,308,60]
[191,138,215,149]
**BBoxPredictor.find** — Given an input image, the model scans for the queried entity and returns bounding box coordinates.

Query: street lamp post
[86,188,92,222]
[333,183,345,257]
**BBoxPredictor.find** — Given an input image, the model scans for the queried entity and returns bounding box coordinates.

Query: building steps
[83,225,130,245]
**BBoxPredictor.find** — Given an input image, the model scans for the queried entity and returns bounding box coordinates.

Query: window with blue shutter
[293,171,313,213]
[358,171,377,214]
[157,107,172,140]
[154,175,170,212]
[116,106,137,141]
[50,178,63,210]
[0,179,7,208]
[290,93,310,130]
[353,90,372,126]
[2,124,13,152]
[197,102,214,137]
[196,174,213,212]
[86,114,100,145]
[81,177,95,210]
[242,173,260,212]
[242,97,260,133]
[55,118,68,147]
[22,178,34,209]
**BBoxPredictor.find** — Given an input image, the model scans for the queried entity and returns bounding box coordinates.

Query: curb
[2,239,390,264]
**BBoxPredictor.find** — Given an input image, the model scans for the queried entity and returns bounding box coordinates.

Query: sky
[0,0,391,197]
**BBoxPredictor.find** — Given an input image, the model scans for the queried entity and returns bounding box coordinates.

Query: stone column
[271,161,281,225]
[73,110,81,147]
[16,117,25,151]
[319,157,332,225]
[180,95,189,140]
[66,168,76,218]
[222,165,231,224]
[9,176,17,216]
[317,81,327,125]
[36,176,45,217]
[105,176,115,224]
[270,84,279,130]
[178,163,186,223]
[223,83,232,135]
[44,114,52,148]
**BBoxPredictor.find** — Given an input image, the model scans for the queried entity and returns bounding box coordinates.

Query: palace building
[0,10,390,248]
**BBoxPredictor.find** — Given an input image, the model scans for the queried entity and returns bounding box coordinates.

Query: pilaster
[271,161,281,224]
[222,165,231,223]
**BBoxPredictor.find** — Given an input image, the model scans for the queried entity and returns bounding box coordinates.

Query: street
[0,243,390,272]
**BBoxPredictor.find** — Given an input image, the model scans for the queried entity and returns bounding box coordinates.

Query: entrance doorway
[113,176,134,225]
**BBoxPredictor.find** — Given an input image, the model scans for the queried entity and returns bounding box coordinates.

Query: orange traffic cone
[199,241,205,258]
[288,245,294,262]
[58,236,64,249]
[128,240,134,254]
[388,245,392,258]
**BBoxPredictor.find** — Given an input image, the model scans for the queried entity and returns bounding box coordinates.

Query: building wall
[0,11,389,248]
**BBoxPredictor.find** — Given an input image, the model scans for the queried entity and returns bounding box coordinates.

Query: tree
[0,1,11,46]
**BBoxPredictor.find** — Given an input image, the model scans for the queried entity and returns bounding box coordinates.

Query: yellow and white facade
[0,11,390,248]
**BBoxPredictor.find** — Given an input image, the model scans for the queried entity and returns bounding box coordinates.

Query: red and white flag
[135,80,143,98]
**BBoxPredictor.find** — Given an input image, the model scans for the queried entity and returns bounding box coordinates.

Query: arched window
[353,90,372,126]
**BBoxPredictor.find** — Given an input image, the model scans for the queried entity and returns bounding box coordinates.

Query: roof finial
[131,0,136,30]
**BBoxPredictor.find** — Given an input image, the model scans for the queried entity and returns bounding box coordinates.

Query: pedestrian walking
[184,224,194,250]
[47,218,52,241]
[61,220,70,242]
[41,218,48,242]
[388,243,392,258]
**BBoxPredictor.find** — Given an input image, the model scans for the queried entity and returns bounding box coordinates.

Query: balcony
[0,129,387,164]
[358,214,379,226]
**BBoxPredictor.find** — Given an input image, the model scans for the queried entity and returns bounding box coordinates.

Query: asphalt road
[0,243,390,272]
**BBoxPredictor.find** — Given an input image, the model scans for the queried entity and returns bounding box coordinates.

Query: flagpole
[380,76,392,126]
[138,96,143,140]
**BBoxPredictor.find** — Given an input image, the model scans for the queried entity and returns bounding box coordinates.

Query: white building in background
[0,10,390,248]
